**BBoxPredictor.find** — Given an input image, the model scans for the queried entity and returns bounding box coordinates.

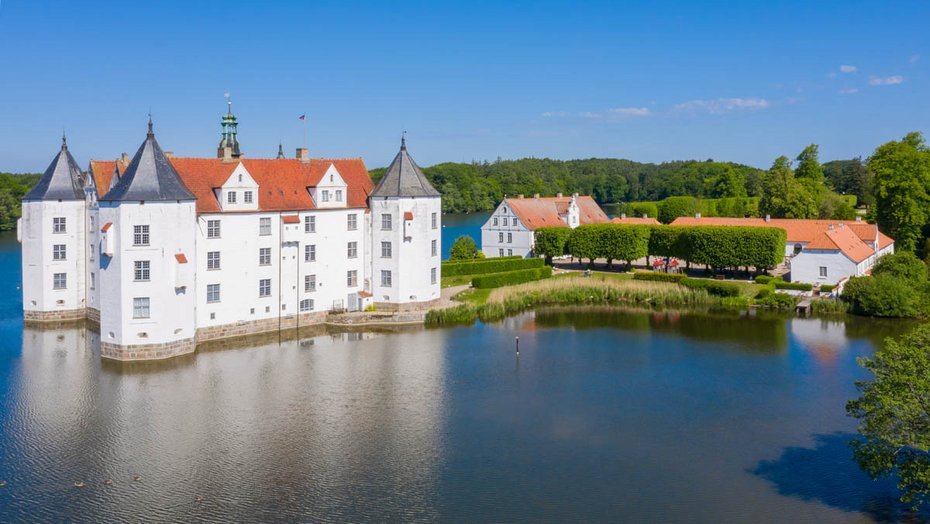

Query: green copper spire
[218,98,241,158]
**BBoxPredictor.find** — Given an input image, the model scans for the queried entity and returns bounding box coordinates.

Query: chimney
[695,212,701,218]
[120,152,129,165]
[855,216,862,222]
[621,213,626,219]
[296,147,310,163]
[533,194,540,199]
[518,194,524,199]
[556,192,563,198]
[218,146,234,162]
[765,214,771,222]
[828,224,835,230]
[572,192,579,198]
[642,214,648,219]
[164,151,174,158]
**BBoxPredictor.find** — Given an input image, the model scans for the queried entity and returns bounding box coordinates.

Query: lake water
[0,231,925,523]
[441,212,488,259]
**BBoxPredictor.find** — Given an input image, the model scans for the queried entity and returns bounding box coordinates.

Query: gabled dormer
[215,163,259,212]
[310,163,348,209]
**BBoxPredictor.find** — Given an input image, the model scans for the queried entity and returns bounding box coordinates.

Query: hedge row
[633,271,687,283]
[774,281,813,291]
[679,278,742,297]
[617,196,761,224]
[535,223,786,271]
[471,266,553,289]
[442,257,544,276]
[754,275,782,284]
[819,284,836,293]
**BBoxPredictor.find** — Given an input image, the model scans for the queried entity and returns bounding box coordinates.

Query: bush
[471,266,553,289]
[754,275,776,284]
[755,286,774,299]
[442,257,543,276]
[755,292,799,309]
[775,281,813,291]
[626,201,659,220]
[680,278,741,297]
[633,271,687,283]
[658,196,699,224]
[872,251,928,286]
[533,227,572,263]
[449,235,482,260]
[842,274,923,317]
[819,284,836,293]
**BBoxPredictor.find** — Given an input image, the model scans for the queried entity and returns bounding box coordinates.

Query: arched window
[793,243,802,255]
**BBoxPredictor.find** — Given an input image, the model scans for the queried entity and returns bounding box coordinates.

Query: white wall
[790,250,857,285]
[20,200,87,314]
[480,201,535,258]
[370,196,441,303]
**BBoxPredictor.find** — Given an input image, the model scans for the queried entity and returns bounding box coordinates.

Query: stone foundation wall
[24,308,88,323]
[101,337,196,361]
[374,298,442,313]
[86,308,100,323]
[195,312,328,343]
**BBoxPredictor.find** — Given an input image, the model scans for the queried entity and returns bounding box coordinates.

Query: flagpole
[303,110,308,153]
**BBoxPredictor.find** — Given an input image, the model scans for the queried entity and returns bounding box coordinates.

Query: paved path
[436,285,470,309]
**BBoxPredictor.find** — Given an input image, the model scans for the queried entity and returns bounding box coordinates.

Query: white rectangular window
[207,251,220,270]
[431,267,437,285]
[134,260,150,281]
[207,220,220,238]
[347,241,357,259]
[819,266,828,278]
[508,232,513,243]
[300,299,314,312]
[53,217,66,234]
[133,297,150,319]
[53,244,66,260]
[244,191,253,203]
[347,214,357,231]
[305,244,316,262]
[499,232,504,243]
[347,270,357,287]
[305,215,315,233]
[259,217,271,236]
[259,247,271,266]
[90,272,95,290]
[321,190,330,202]
[381,270,392,287]
[133,225,150,246]
[89,243,95,262]
[335,189,343,202]
[207,283,220,303]
[431,239,438,257]
[493,217,499,226]
[381,214,392,231]
[259,278,271,298]
[431,212,438,229]
[499,248,504,257]
[381,241,392,258]
[227,191,237,204]
[503,217,509,226]
[305,274,316,292]
[53,272,66,289]
[508,248,513,256]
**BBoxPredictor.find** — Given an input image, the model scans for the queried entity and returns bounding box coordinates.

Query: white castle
[19,111,442,361]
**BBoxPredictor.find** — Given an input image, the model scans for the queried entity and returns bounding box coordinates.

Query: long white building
[19,111,442,361]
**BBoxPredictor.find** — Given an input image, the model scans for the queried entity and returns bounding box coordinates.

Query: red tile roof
[174,253,188,264]
[281,215,300,224]
[506,196,609,230]
[611,216,660,225]
[811,225,875,263]
[89,157,372,214]
[89,159,130,198]
[100,222,112,232]
[403,211,414,220]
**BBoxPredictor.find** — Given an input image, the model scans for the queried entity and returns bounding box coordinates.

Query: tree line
[0,173,40,231]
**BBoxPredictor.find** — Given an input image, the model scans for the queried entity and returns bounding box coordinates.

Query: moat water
[0,228,926,522]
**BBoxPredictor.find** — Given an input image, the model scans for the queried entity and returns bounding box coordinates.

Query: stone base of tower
[374,298,442,313]
[24,308,89,323]
[101,337,196,361]
[194,312,328,343]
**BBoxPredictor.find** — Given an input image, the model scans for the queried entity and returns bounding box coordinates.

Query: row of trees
[534,223,786,272]
[0,173,40,231]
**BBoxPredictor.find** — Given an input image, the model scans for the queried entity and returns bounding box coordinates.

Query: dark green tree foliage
[0,173,40,231]
[448,235,482,261]
[847,324,930,508]
[873,251,929,286]
[648,226,690,260]
[759,156,818,219]
[842,274,924,318]
[566,224,601,265]
[869,132,930,253]
[824,158,875,208]
[658,196,698,224]
[685,226,786,270]
[533,227,572,264]
[622,201,659,219]
[599,225,650,268]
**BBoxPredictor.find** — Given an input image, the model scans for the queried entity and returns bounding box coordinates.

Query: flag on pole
[298,114,306,120]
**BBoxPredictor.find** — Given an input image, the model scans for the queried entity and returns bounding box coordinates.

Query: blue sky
[0,0,926,172]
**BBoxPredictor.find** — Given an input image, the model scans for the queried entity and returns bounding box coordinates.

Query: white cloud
[543,107,650,120]
[541,111,568,117]
[839,64,857,73]
[869,75,904,86]
[839,88,859,95]
[606,107,650,117]
[673,97,769,114]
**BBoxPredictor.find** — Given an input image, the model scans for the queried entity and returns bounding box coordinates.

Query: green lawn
[452,288,492,305]
[441,274,473,288]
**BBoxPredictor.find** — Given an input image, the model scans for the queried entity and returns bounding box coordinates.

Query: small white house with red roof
[670,216,895,285]
[480,193,609,258]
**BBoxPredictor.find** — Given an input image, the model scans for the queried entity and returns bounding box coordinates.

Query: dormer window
[322,190,330,202]
[336,189,343,202]
[227,191,237,204]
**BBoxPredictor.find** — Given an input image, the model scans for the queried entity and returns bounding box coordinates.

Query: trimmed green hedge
[775,281,813,291]
[534,227,572,263]
[819,284,836,293]
[567,224,650,265]
[442,257,543,276]
[471,266,553,288]
[679,278,742,297]
[633,271,687,283]
[754,275,781,284]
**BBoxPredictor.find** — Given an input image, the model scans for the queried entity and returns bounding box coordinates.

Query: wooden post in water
[515,336,520,355]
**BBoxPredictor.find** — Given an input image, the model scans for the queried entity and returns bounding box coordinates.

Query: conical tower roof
[370,137,440,198]
[101,119,195,202]
[24,135,85,201]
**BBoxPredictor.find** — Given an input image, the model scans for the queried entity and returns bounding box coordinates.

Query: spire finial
[277,141,285,159]
[147,112,154,138]
[61,130,67,150]
[401,131,407,151]
[224,92,232,114]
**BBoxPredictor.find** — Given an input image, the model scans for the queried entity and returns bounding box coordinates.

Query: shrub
[449,235,481,260]
[842,274,923,317]
[471,266,553,289]
[680,278,741,297]
[442,257,543,276]
[533,227,572,264]
[755,292,799,309]
[755,286,773,299]
[819,284,836,293]
[754,275,775,284]
[775,281,813,291]
[658,196,699,224]
[872,251,928,286]
[633,271,687,283]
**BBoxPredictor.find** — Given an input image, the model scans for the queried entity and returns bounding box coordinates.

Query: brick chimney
[621,213,627,219]
[765,214,771,222]
[556,192,563,198]
[296,148,310,163]
[534,194,540,199]
[517,194,524,199]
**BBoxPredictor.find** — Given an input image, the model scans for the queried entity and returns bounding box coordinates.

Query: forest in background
[0,173,40,231]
